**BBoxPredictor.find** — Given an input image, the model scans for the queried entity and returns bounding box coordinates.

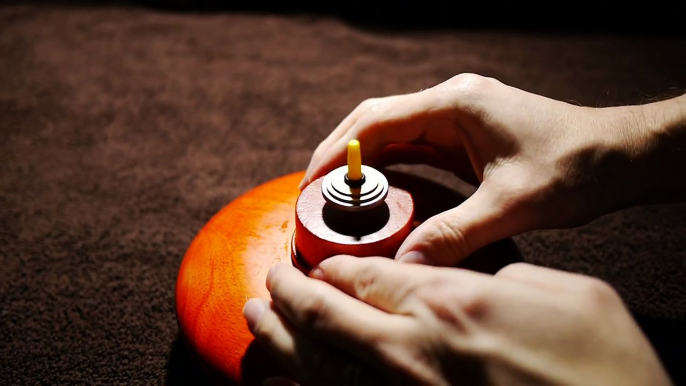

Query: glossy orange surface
[175,170,522,385]
[176,172,304,385]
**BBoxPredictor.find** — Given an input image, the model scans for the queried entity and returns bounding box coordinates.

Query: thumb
[395,185,516,266]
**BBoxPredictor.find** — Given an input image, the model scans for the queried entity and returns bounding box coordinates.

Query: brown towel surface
[1,4,685,385]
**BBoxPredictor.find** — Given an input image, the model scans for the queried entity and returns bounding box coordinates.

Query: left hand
[242,256,671,386]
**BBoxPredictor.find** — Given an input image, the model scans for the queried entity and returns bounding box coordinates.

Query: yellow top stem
[347,139,362,181]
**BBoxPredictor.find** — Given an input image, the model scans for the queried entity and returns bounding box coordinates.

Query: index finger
[266,263,411,365]
[301,87,455,188]
[310,255,496,315]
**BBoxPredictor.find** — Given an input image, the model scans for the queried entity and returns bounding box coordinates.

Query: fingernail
[309,267,324,279]
[243,298,267,331]
[398,251,427,264]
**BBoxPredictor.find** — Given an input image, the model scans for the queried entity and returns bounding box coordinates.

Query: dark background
[1,1,685,385]
[6,0,686,33]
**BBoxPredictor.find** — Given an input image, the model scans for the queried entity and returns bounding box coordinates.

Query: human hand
[299,74,684,266]
[243,256,672,386]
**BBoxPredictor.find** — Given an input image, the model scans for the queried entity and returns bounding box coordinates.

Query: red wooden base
[175,170,522,385]
[293,176,414,271]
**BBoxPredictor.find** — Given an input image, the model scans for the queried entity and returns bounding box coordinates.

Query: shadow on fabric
[165,334,288,386]
[633,315,686,385]
[165,334,216,386]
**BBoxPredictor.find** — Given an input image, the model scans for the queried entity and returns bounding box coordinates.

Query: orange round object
[175,170,522,385]
[293,176,414,270]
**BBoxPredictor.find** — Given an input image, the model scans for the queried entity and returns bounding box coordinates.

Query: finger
[244,298,299,373]
[309,256,417,313]
[300,98,389,190]
[266,264,410,364]
[244,299,386,386]
[311,255,564,345]
[300,88,455,188]
[310,255,447,314]
[496,262,606,294]
[368,143,479,186]
[305,93,446,185]
[395,183,519,267]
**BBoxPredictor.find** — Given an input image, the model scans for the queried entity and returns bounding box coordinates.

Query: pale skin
[243,74,686,385]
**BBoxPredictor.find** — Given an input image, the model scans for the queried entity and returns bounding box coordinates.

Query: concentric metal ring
[321,165,388,211]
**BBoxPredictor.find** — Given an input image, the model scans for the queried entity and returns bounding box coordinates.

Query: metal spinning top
[321,139,389,211]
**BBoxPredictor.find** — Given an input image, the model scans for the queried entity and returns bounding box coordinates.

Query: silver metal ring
[321,165,388,211]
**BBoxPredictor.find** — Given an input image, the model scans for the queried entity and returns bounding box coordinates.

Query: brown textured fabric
[1,4,685,385]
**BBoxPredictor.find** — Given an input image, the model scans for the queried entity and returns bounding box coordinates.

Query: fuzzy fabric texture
[1,5,685,385]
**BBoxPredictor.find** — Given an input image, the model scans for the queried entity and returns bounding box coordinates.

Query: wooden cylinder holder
[292,165,415,271]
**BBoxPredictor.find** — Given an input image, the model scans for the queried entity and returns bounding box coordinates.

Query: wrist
[638,95,686,203]
[602,95,686,207]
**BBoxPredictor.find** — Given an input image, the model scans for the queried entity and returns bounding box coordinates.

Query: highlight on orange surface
[346,139,362,181]
[175,172,305,384]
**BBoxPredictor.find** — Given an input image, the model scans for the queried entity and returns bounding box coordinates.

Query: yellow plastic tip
[347,139,362,181]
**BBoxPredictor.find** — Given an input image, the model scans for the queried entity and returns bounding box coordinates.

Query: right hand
[300,73,665,266]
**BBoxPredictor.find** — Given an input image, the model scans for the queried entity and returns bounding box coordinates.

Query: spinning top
[292,140,414,271]
[175,142,522,385]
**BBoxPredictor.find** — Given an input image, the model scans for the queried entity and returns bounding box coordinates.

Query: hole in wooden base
[322,202,390,239]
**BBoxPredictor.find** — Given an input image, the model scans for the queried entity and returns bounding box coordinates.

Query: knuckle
[580,277,620,307]
[445,73,491,96]
[353,261,383,300]
[297,285,330,330]
[358,106,384,125]
[417,278,488,325]
[454,283,490,320]
[447,72,483,85]
[495,262,533,278]
[432,219,473,262]
[250,308,274,340]
[267,266,286,296]
[392,279,425,312]
[358,97,379,111]
[438,73,501,115]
